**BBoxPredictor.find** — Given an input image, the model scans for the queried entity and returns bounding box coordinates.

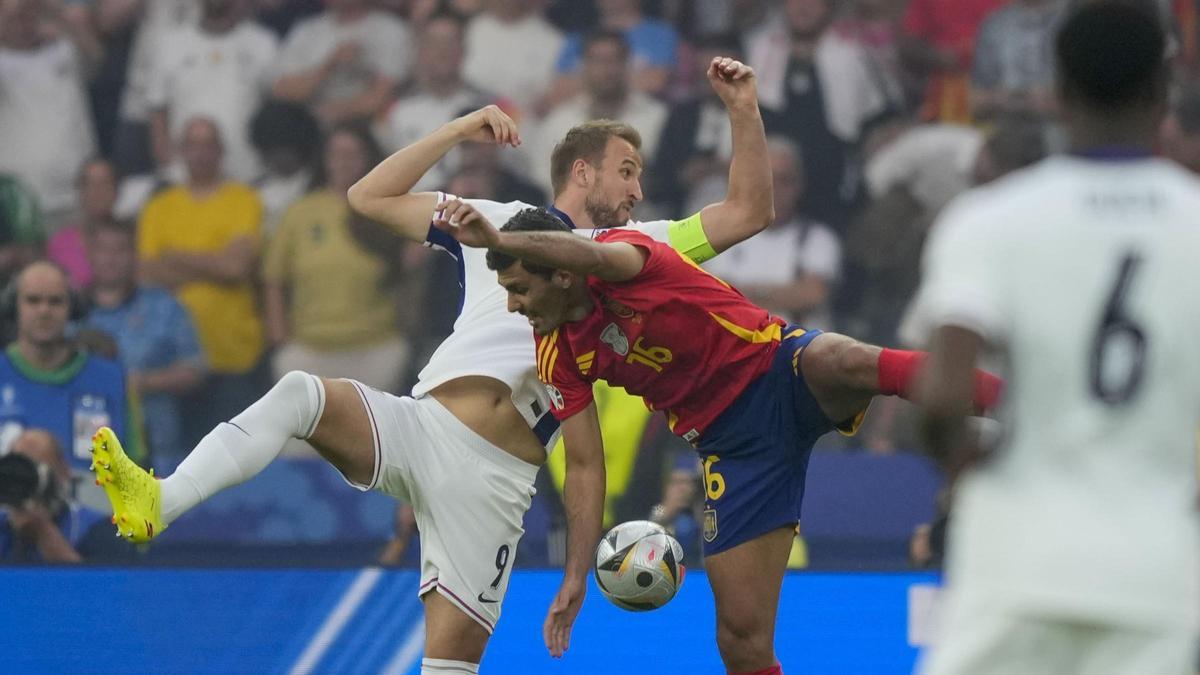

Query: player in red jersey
[432,202,1002,674]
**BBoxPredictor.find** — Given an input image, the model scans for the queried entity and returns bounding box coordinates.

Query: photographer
[0,429,107,563]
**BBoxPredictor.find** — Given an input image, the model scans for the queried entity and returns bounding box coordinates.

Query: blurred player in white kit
[914,2,1200,674]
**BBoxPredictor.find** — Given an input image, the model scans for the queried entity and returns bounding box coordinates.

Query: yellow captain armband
[667,212,717,263]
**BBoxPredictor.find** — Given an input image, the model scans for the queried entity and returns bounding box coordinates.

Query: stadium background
[0,0,1195,672]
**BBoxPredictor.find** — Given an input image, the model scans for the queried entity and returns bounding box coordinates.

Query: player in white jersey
[89,58,771,674]
[913,4,1200,674]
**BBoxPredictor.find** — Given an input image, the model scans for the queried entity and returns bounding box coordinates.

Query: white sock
[159,371,325,525]
[421,658,479,674]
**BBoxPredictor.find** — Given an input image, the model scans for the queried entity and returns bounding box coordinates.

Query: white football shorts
[918,594,1198,675]
[341,381,539,633]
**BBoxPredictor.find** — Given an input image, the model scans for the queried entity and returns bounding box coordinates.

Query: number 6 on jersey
[1089,252,1147,405]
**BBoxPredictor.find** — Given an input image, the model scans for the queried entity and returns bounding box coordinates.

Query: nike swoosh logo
[477,593,498,604]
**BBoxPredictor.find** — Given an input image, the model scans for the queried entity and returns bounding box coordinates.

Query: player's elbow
[754,201,775,233]
[729,201,774,236]
[346,180,391,222]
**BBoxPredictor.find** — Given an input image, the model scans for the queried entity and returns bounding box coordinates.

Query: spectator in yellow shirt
[136,117,266,446]
[263,125,411,393]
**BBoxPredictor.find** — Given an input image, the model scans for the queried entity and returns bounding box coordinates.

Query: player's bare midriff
[428,376,548,466]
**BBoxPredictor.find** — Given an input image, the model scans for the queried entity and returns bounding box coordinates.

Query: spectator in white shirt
[375,11,490,192]
[146,0,279,182]
[704,136,841,328]
[0,0,102,225]
[272,0,414,126]
[462,0,563,115]
[531,30,667,196]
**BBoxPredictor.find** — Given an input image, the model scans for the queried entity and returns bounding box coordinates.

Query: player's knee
[274,369,318,395]
[239,370,325,436]
[806,334,879,391]
[830,337,878,381]
[716,616,773,667]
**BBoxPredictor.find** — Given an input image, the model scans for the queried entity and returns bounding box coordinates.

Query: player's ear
[572,158,591,188]
[552,270,573,289]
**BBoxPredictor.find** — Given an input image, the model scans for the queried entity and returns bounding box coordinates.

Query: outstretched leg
[94,371,379,540]
[95,371,504,671]
[164,371,381,523]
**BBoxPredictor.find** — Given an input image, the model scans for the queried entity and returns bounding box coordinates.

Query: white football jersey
[912,155,1200,629]
[411,196,672,450]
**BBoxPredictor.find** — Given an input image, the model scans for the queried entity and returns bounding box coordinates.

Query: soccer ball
[594,520,686,611]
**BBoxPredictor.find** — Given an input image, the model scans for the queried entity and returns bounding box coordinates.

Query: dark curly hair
[484,208,572,278]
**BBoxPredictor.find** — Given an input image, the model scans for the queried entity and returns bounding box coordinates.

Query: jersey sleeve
[423,191,464,257]
[423,193,518,256]
[536,330,594,420]
[909,194,1009,344]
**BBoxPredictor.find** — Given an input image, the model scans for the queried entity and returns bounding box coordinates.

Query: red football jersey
[536,229,787,440]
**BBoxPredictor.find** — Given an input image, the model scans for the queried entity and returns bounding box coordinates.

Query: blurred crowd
[2,0,1200,565]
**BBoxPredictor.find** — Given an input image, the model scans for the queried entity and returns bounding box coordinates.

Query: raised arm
[433,199,647,282]
[347,105,520,242]
[694,57,774,254]
[544,402,605,659]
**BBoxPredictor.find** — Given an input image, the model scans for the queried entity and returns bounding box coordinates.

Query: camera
[0,453,62,510]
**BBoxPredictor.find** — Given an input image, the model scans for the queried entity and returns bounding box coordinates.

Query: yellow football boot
[90,426,164,543]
